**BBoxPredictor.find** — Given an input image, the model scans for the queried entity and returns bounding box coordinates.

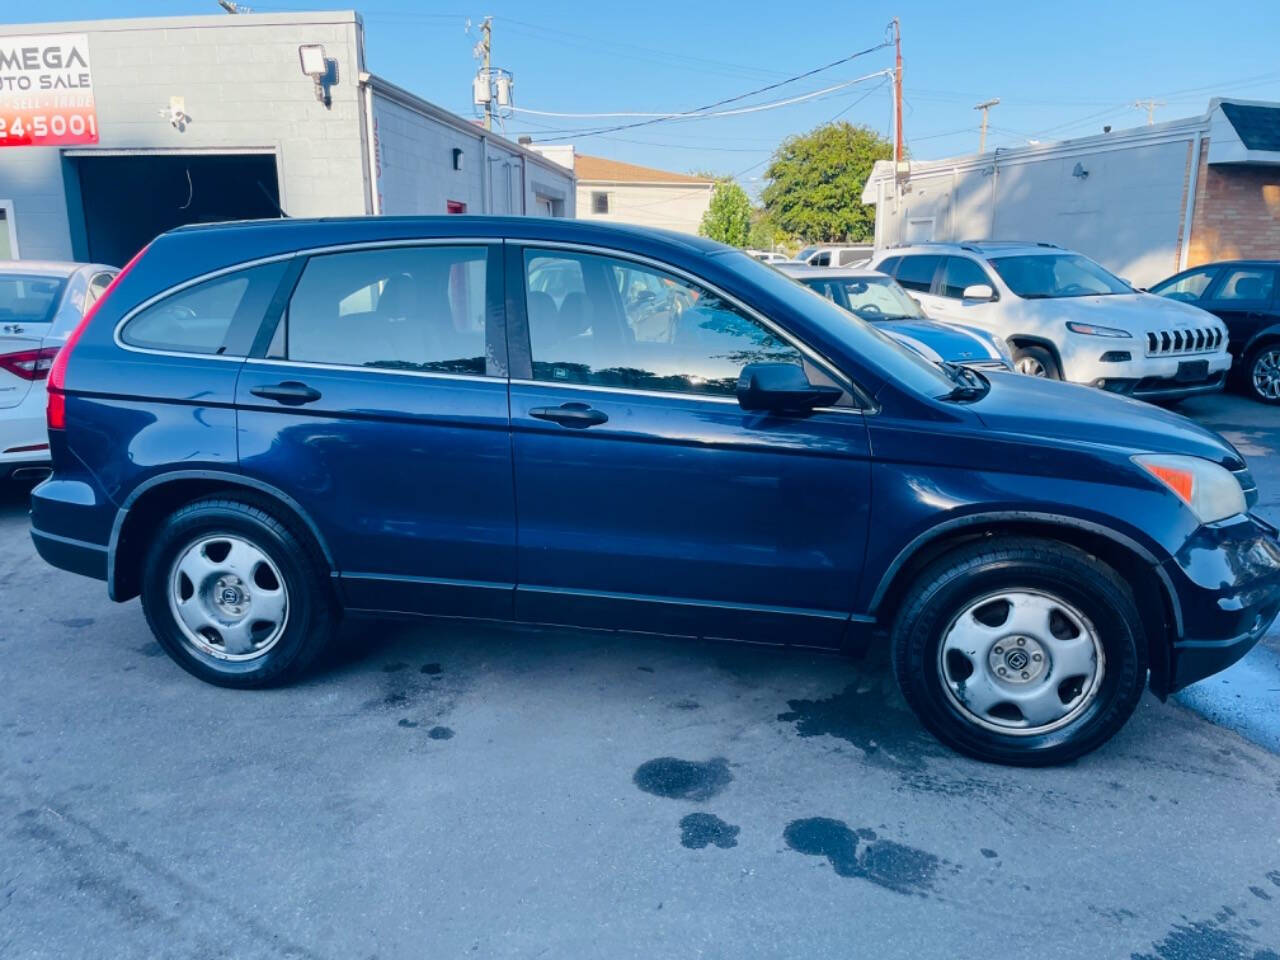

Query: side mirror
[736,363,843,413]
[962,283,995,301]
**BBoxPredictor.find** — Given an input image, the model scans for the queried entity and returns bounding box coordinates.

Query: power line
[527,37,893,142]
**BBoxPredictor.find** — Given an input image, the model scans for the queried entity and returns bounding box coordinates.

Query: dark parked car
[1149,260,1280,403]
[30,217,1280,766]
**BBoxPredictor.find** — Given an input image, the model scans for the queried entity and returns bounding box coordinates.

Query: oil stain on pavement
[776,682,940,770]
[633,757,732,802]
[783,817,940,895]
[679,813,739,850]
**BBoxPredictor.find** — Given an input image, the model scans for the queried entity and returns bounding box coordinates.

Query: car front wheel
[1246,342,1280,404]
[1011,344,1062,379]
[140,496,336,688]
[892,537,1147,766]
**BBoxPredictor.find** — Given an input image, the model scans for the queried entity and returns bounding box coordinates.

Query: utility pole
[892,18,903,171]
[480,16,493,131]
[974,98,999,153]
[1134,98,1165,125]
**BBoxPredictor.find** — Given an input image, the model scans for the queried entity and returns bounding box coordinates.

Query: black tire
[1011,344,1062,380]
[1243,341,1280,404]
[891,537,1147,766]
[140,496,337,688]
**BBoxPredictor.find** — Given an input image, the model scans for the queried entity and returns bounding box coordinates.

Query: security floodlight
[299,44,327,79]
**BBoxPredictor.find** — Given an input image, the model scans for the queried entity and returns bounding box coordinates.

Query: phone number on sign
[0,110,99,145]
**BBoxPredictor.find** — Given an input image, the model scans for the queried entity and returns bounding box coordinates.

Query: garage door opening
[69,153,282,267]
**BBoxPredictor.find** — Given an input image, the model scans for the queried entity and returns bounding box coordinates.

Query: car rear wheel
[141,496,336,688]
[1245,343,1280,404]
[891,537,1147,766]
[1011,344,1062,379]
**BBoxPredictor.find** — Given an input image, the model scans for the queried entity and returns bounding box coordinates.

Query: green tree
[698,180,752,247]
[761,121,891,243]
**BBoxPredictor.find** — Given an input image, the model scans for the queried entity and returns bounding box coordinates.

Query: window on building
[894,255,941,293]
[0,202,16,260]
[523,249,830,400]
[276,246,489,375]
[1149,266,1218,303]
[121,262,286,356]
[1214,266,1276,303]
[940,257,995,299]
[591,192,609,214]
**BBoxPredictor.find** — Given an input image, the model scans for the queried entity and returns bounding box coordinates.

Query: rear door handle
[249,381,322,406]
[529,401,608,428]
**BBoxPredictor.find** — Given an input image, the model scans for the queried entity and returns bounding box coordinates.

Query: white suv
[871,242,1231,401]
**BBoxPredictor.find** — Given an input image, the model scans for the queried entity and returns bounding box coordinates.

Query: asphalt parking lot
[2,393,1279,960]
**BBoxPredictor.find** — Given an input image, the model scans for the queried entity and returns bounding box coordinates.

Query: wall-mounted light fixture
[452,148,464,171]
[1072,162,1089,180]
[299,44,339,107]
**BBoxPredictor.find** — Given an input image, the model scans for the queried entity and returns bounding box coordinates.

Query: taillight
[0,346,60,381]
[47,243,149,430]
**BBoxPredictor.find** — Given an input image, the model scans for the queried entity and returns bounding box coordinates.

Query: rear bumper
[30,527,107,581]
[1162,513,1280,693]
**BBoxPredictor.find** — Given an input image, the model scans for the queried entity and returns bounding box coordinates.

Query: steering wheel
[857,303,884,318]
[1059,283,1091,296]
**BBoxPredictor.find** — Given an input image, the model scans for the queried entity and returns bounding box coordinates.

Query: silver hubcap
[1015,355,1047,377]
[1252,349,1280,400]
[168,535,288,661]
[938,590,1104,735]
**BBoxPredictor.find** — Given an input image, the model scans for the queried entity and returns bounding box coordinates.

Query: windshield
[988,253,1131,299]
[721,252,954,397]
[802,275,925,322]
[0,273,66,325]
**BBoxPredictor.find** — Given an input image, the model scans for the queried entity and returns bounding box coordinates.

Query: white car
[871,242,1231,401]
[795,244,873,268]
[0,261,117,481]
[747,249,790,264]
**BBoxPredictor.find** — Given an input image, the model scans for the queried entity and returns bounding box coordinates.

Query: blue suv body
[30,216,1280,765]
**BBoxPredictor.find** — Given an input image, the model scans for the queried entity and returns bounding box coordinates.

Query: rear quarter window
[120,262,288,356]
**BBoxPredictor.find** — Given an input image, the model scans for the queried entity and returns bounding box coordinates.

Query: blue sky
[16,0,1280,196]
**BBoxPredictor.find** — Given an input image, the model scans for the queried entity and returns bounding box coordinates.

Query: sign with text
[0,34,98,147]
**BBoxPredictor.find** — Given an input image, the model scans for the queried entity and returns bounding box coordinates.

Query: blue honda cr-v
[29,216,1280,765]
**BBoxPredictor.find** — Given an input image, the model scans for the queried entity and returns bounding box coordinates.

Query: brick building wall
[1187,140,1280,265]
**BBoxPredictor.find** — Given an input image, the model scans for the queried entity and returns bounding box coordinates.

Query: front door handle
[249,381,322,406]
[529,401,608,428]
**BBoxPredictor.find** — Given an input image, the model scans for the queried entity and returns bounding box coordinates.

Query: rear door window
[894,255,941,293]
[121,262,287,356]
[1212,266,1276,303]
[275,246,491,375]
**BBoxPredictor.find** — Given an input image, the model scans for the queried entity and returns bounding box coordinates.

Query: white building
[528,148,714,235]
[0,11,574,265]
[862,98,1280,287]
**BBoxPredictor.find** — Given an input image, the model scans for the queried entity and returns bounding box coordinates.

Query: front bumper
[1160,513,1280,694]
[1064,341,1231,399]
[1092,370,1227,401]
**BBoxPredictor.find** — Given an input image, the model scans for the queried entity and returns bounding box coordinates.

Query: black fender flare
[865,509,1183,636]
[107,469,338,599]
[1242,322,1280,360]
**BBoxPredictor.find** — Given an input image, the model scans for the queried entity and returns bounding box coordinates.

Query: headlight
[1067,321,1132,338]
[1133,454,1246,524]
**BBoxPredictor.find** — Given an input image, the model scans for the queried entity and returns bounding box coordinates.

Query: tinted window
[837,250,865,266]
[1215,266,1275,302]
[988,253,1129,298]
[1150,266,1217,303]
[0,274,65,325]
[877,256,901,276]
[894,255,941,292]
[122,262,285,355]
[940,257,993,299]
[524,249,810,398]
[278,246,489,375]
[805,276,925,321]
